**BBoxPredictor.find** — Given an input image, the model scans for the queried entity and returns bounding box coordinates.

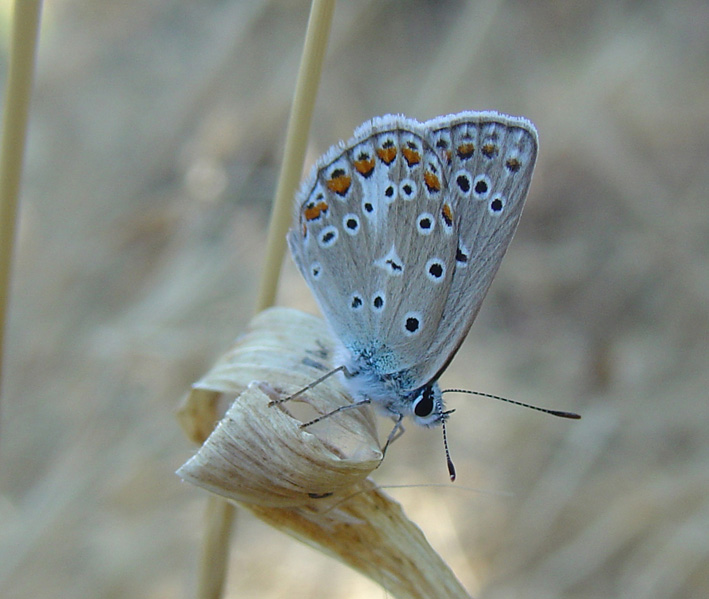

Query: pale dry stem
[189,1,336,597]
[0,1,43,398]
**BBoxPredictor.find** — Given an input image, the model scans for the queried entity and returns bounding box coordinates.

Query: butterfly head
[410,382,457,480]
[409,383,447,428]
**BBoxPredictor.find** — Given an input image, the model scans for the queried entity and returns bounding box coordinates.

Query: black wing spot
[490,197,503,213]
[457,174,470,193]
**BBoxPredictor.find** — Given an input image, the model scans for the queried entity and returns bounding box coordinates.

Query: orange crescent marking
[304,200,329,221]
[456,143,475,159]
[376,146,397,165]
[354,158,375,176]
[402,146,421,166]
[424,170,441,193]
[326,175,352,196]
[506,157,521,172]
[441,203,453,225]
[481,143,497,158]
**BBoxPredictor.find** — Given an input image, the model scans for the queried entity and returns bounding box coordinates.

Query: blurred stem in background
[0,2,43,410]
[195,1,335,598]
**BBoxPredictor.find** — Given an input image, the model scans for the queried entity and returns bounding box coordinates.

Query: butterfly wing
[415,111,539,382]
[288,115,458,383]
[289,111,538,392]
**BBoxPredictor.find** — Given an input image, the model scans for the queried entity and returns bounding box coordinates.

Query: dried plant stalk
[0,1,43,393]
[178,307,471,599]
[188,2,336,595]
[257,0,336,310]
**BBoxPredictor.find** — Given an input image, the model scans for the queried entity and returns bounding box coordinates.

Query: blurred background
[1,1,708,597]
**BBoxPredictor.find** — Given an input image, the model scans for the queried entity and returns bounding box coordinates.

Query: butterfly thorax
[338,345,446,428]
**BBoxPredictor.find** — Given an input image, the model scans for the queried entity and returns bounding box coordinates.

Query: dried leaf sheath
[178,381,381,507]
[177,307,471,599]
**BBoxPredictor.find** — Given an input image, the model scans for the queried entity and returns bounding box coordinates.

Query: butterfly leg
[298,398,372,428]
[268,365,353,407]
[381,414,405,456]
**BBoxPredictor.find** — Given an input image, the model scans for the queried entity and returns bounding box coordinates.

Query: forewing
[288,115,457,380]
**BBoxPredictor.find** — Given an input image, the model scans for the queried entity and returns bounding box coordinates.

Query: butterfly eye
[413,388,435,418]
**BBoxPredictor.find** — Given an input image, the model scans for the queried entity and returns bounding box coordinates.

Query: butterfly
[286,111,538,478]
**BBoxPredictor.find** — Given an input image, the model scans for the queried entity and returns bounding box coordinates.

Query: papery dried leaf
[178,381,381,507]
[178,307,471,599]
